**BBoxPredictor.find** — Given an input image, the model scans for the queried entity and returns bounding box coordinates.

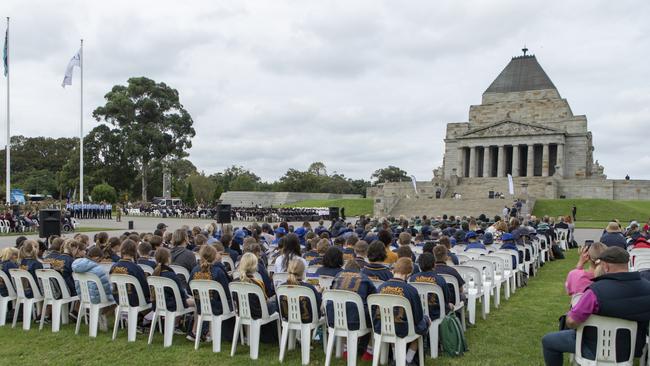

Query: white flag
[507,173,515,195]
[410,175,418,194]
[62,49,81,87]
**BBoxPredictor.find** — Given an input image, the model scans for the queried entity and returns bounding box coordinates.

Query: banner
[507,174,514,195]
[410,175,418,194]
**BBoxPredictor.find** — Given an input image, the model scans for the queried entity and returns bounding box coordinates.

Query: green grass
[0,250,580,365]
[282,198,373,217]
[533,199,650,228]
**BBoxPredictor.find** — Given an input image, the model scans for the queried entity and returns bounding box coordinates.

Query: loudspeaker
[217,204,232,223]
[329,207,339,221]
[39,209,61,238]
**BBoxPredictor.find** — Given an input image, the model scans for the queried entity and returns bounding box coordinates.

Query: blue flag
[2,26,7,77]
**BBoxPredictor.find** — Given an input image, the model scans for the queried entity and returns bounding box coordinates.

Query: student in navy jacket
[315,246,344,278]
[110,239,151,306]
[410,253,451,320]
[278,259,322,324]
[242,241,275,298]
[152,247,194,312]
[0,247,19,297]
[18,240,43,299]
[307,239,330,266]
[361,241,393,281]
[136,242,156,268]
[375,258,430,364]
[44,238,78,296]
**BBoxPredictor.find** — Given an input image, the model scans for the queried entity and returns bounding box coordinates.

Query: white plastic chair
[484,255,511,300]
[98,263,113,274]
[169,265,191,285]
[229,281,281,360]
[409,282,445,359]
[456,254,472,263]
[635,260,650,272]
[453,265,486,324]
[306,265,321,274]
[318,275,334,290]
[138,264,154,275]
[465,248,488,256]
[73,272,115,337]
[277,284,328,365]
[0,270,17,326]
[367,293,425,366]
[273,272,289,288]
[110,274,152,342]
[575,314,637,366]
[221,256,235,274]
[496,250,521,291]
[371,279,384,289]
[556,228,569,250]
[147,275,195,347]
[36,269,78,332]
[465,259,500,309]
[322,289,371,366]
[10,268,44,330]
[439,274,466,331]
[189,279,236,353]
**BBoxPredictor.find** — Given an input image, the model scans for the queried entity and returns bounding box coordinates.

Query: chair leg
[75,306,83,335]
[372,335,382,366]
[324,330,336,366]
[418,336,425,366]
[249,321,261,360]
[279,322,289,362]
[12,299,20,328]
[163,313,175,347]
[300,324,311,365]
[347,332,359,366]
[430,323,439,358]
[395,339,407,366]
[335,333,343,358]
[23,301,33,331]
[288,327,297,350]
[148,313,157,345]
[89,306,99,337]
[51,302,62,332]
[195,315,203,351]
[112,308,120,340]
[39,301,47,331]
[230,317,240,357]
[127,308,138,342]
[62,302,70,325]
[212,317,221,353]
[467,293,476,325]
[0,299,8,326]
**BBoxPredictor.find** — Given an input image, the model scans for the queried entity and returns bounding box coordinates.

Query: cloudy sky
[2,0,650,182]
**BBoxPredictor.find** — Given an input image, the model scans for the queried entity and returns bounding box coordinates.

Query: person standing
[571,205,577,222]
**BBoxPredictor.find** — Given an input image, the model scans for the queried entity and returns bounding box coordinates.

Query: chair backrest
[450,245,466,254]
[73,271,110,304]
[630,248,650,266]
[453,265,483,288]
[409,282,445,320]
[634,260,650,271]
[322,289,368,331]
[189,279,233,315]
[571,293,583,307]
[36,269,73,300]
[496,250,520,268]
[575,314,638,365]
[306,265,321,274]
[98,263,113,274]
[439,274,461,307]
[371,279,384,289]
[221,257,235,274]
[461,252,482,260]
[556,228,569,240]
[276,285,321,326]
[138,264,154,275]
[10,268,43,300]
[465,248,488,256]
[169,265,190,284]
[456,254,471,264]
[0,270,16,298]
[318,275,334,290]
[229,281,272,320]
[465,259,496,282]
[147,275,188,312]
[272,272,289,288]
[367,294,416,338]
[110,274,149,307]
[483,255,506,276]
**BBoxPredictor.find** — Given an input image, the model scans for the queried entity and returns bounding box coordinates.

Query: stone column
[542,143,550,177]
[497,145,505,177]
[457,147,464,177]
[469,146,477,178]
[482,146,491,177]
[512,145,520,177]
[527,144,534,177]
[556,143,564,177]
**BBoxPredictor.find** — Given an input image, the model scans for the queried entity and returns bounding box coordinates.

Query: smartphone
[584,240,594,249]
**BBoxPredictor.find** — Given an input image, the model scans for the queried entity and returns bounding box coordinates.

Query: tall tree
[307,161,327,176]
[92,77,195,201]
[371,165,409,184]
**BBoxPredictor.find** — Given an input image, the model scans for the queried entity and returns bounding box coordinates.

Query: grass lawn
[533,199,650,228]
[282,198,373,217]
[0,250,580,365]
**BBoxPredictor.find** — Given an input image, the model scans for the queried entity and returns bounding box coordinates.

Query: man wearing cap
[599,222,627,249]
[272,227,286,246]
[541,247,650,365]
[464,231,486,251]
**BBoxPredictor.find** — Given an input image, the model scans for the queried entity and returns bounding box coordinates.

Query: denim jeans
[541,329,595,366]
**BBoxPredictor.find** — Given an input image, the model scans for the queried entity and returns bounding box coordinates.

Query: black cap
[157,223,168,230]
[597,247,629,264]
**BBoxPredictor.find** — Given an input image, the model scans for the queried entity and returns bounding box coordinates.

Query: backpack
[440,313,468,357]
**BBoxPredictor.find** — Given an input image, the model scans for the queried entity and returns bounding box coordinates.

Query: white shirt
[273,255,309,273]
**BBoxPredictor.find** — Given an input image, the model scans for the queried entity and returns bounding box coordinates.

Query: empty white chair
[322,289,371,366]
[147,275,195,347]
[484,255,511,300]
[367,293,425,366]
[0,270,17,326]
[556,228,569,251]
[138,264,154,275]
[189,279,236,353]
[574,314,637,365]
[110,274,152,342]
[229,281,281,360]
[409,282,445,359]
[169,265,191,285]
[10,268,44,330]
[318,275,334,290]
[453,265,486,324]
[73,272,115,337]
[36,269,78,332]
[439,274,466,331]
[277,285,328,365]
[465,259,500,309]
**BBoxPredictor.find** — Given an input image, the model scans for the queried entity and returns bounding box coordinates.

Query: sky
[1,0,650,182]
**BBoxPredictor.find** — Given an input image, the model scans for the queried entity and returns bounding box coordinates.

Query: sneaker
[186,332,196,342]
[174,327,186,335]
[361,352,373,361]
[204,335,212,343]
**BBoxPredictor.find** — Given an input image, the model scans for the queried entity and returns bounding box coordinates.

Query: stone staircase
[388,197,512,218]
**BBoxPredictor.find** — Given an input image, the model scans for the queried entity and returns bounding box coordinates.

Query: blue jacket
[376,279,429,337]
[0,260,18,297]
[599,232,627,249]
[315,266,343,278]
[408,271,450,319]
[190,262,232,315]
[327,269,376,330]
[44,252,77,296]
[19,258,43,299]
[278,281,322,323]
[362,263,393,281]
[72,258,114,304]
[110,260,151,305]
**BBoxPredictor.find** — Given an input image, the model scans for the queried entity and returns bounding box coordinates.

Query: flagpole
[79,38,83,209]
[5,17,10,205]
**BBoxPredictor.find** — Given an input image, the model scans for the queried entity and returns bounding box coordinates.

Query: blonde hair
[1,247,19,262]
[19,240,39,260]
[286,259,305,285]
[63,240,84,255]
[237,252,258,283]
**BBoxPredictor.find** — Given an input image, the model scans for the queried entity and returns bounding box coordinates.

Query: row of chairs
[0,219,38,233]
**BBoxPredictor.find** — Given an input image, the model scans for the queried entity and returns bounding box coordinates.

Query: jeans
[542,330,595,366]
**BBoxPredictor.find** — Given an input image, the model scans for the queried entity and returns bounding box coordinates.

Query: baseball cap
[275,227,287,235]
[465,231,477,240]
[596,247,629,264]
[501,233,514,241]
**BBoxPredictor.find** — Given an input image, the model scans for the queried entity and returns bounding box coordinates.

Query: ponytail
[199,245,216,274]
[238,252,258,284]
[286,259,304,286]
[153,247,170,276]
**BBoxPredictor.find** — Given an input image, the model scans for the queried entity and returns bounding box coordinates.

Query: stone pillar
[527,144,534,177]
[457,147,464,177]
[556,143,564,177]
[482,146,489,178]
[469,146,477,178]
[512,145,520,177]
[542,143,550,177]
[497,145,506,177]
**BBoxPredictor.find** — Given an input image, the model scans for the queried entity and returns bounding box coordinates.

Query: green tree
[91,183,118,203]
[184,181,195,205]
[212,185,224,202]
[307,161,327,176]
[210,166,261,192]
[92,77,196,202]
[185,173,216,203]
[230,175,258,191]
[371,165,409,184]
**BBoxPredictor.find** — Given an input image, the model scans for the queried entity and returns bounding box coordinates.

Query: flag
[507,174,515,195]
[61,49,81,87]
[2,26,7,77]
[410,175,418,194]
